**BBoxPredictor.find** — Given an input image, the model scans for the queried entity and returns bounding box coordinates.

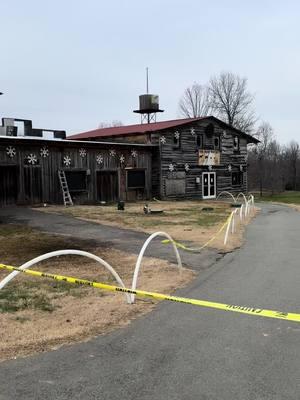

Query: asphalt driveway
[0,203,299,399]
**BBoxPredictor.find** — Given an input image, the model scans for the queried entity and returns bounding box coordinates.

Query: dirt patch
[0,226,195,361]
[37,201,258,251]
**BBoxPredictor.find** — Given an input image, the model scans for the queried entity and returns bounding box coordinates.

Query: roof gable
[68,116,259,144]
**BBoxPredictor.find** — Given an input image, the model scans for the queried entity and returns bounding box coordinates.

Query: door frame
[202,172,216,199]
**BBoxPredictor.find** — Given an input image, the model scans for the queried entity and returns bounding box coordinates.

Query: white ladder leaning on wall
[58,170,73,206]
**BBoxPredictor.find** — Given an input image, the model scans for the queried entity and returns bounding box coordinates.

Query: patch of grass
[196,214,226,226]
[0,286,55,313]
[0,278,90,314]
[49,280,91,298]
[0,224,33,237]
[256,191,300,204]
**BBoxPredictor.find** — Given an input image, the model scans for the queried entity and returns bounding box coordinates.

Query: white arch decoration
[217,191,246,221]
[224,208,240,245]
[240,203,244,221]
[236,192,248,204]
[235,192,249,217]
[0,249,131,304]
[231,208,239,234]
[248,194,255,213]
[217,191,236,202]
[223,210,233,245]
[130,232,182,303]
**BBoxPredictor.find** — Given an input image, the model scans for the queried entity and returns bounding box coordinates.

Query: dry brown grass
[38,200,258,251]
[0,225,195,361]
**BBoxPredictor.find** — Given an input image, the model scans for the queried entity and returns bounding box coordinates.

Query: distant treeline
[248,122,300,195]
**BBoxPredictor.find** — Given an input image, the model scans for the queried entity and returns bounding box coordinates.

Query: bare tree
[267,139,282,194]
[256,122,274,151]
[285,141,299,190]
[248,122,300,194]
[178,83,212,118]
[208,72,256,132]
[98,120,123,128]
[248,121,274,196]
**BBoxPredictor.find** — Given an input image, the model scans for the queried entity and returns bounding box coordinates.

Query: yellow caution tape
[0,263,299,323]
[161,213,233,252]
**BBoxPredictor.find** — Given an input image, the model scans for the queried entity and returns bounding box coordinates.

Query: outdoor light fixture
[228,164,232,172]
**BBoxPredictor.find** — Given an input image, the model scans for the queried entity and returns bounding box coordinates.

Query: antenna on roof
[146,67,149,94]
[133,68,164,124]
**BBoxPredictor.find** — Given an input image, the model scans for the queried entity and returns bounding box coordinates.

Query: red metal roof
[68,116,259,143]
[68,117,203,140]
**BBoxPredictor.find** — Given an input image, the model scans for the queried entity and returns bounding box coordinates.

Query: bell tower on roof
[133,68,164,124]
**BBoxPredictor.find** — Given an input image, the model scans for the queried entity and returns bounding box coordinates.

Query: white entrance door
[202,172,216,199]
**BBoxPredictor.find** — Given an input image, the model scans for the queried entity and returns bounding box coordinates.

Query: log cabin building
[0,115,258,206]
[69,116,259,201]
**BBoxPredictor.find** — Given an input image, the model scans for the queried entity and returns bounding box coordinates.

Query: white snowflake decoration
[109,149,116,157]
[184,163,190,172]
[27,154,37,165]
[190,128,195,136]
[79,148,87,158]
[63,155,72,167]
[174,131,180,140]
[119,154,125,163]
[6,146,16,158]
[160,136,166,144]
[168,163,175,172]
[131,150,137,158]
[40,146,49,158]
[96,154,104,164]
[228,164,232,172]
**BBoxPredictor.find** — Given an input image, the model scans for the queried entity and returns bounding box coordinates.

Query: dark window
[127,170,145,189]
[233,136,240,151]
[65,171,87,191]
[214,137,220,149]
[196,134,203,148]
[173,132,180,148]
[232,172,243,186]
[205,123,214,136]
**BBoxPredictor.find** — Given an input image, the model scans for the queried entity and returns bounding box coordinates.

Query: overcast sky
[1,0,300,143]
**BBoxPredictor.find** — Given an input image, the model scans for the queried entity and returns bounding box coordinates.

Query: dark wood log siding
[157,120,248,199]
[0,140,152,206]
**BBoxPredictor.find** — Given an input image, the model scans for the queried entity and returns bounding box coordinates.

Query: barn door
[202,172,216,199]
[97,171,118,203]
[0,166,18,206]
[24,166,43,204]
